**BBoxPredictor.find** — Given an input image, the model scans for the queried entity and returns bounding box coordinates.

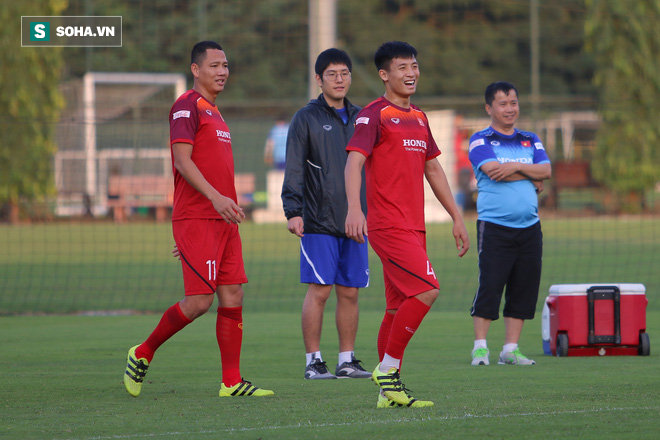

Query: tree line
[1,0,658,218]
[59,0,595,103]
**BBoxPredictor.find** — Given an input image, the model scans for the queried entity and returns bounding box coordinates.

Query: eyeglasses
[323,70,351,81]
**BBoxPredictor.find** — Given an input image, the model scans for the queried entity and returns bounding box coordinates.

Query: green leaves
[0,0,66,207]
[585,0,660,203]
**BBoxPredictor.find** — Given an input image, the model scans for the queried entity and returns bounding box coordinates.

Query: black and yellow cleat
[376,392,433,408]
[219,379,274,397]
[372,363,434,407]
[124,345,149,397]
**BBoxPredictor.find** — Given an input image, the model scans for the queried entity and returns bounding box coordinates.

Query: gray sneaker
[335,355,372,378]
[498,348,536,365]
[304,358,337,379]
[471,347,490,366]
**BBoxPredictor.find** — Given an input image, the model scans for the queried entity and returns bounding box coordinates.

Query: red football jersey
[169,89,237,220]
[347,97,440,231]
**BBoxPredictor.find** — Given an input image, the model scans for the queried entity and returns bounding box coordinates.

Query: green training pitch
[1,216,658,438]
[1,310,659,439]
[1,216,658,314]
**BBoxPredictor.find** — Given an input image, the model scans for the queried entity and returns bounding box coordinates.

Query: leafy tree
[61,0,309,102]
[585,0,660,210]
[0,0,67,222]
[59,0,595,105]
[339,0,594,99]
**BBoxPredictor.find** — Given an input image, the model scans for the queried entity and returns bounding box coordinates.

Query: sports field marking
[67,405,659,440]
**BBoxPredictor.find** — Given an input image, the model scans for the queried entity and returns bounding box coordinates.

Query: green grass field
[1,216,658,314]
[1,216,659,439]
[2,311,659,439]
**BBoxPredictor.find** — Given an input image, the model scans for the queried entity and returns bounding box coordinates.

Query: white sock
[473,339,488,350]
[306,351,322,366]
[503,343,518,353]
[338,351,354,365]
[379,354,400,373]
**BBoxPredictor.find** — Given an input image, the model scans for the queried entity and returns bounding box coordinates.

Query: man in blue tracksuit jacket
[468,81,552,367]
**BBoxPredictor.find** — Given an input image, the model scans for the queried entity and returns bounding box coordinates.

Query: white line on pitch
[63,406,660,440]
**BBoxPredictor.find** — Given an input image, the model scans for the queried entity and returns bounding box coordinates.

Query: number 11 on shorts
[206,259,217,281]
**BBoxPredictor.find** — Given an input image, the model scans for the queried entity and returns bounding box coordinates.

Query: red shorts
[172,219,248,295]
[369,228,439,310]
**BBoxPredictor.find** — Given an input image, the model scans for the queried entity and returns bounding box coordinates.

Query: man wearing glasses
[282,48,371,380]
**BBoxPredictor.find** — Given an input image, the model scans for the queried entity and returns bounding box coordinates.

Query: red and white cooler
[544,283,650,356]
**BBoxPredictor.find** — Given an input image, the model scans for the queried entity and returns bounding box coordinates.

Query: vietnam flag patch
[521,140,531,147]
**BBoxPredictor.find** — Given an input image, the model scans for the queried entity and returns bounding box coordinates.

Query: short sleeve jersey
[169,89,237,220]
[347,97,441,232]
[468,127,551,228]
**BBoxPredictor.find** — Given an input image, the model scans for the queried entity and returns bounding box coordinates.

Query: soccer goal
[54,72,186,216]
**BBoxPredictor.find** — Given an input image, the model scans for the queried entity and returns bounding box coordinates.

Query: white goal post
[54,72,186,216]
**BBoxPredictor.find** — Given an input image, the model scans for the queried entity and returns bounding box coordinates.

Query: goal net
[54,72,186,216]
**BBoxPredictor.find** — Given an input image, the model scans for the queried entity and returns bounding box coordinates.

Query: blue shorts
[300,234,369,287]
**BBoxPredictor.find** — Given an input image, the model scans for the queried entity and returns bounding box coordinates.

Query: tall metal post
[308,0,337,100]
[83,73,97,212]
[197,0,208,41]
[530,0,540,132]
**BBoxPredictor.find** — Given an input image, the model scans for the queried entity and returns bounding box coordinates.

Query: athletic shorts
[470,220,543,320]
[369,228,439,310]
[172,219,248,295]
[300,233,369,288]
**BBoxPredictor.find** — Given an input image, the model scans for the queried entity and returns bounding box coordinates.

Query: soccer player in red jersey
[345,41,469,408]
[123,41,273,398]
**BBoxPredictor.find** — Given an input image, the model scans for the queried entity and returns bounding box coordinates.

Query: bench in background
[107,175,174,222]
[107,173,255,222]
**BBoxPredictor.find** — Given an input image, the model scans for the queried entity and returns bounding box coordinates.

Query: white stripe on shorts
[300,240,326,284]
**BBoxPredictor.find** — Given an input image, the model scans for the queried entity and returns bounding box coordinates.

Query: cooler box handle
[587,285,621,345]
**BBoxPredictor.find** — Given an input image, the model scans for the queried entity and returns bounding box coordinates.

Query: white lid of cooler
[549,283,646,295]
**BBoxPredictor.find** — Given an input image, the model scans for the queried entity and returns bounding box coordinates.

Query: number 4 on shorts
[426,261,436,279]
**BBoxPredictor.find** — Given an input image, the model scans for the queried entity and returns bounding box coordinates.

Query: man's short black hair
[191,41,223,66]
[374,41,417,71]
[315,48,352,76]
[485,81,518,106]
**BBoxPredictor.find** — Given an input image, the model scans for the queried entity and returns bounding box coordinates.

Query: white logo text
[403,139,427,148]
[216,130,231,141]
[173,110,190,120]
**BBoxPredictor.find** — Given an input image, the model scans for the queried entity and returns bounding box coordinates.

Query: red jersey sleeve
[170,97,199,145]
[346,108,379,157]
[425,124,441,160]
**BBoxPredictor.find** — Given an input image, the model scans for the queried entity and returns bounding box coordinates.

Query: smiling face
[379,56,419,107]
[486,89,519,134]
[317,62,352,109]
[191,48,228,102]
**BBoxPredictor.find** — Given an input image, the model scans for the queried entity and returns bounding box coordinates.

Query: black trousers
[470,220,543,320]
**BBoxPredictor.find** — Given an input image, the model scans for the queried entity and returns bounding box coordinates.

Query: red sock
[217,306,243,387]
[136,302,192,363]
[385,297,431,360]
[377,311,395,362]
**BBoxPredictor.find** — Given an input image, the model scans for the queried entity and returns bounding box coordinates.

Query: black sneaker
[335,355,372,378]
[304,358,337,379]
